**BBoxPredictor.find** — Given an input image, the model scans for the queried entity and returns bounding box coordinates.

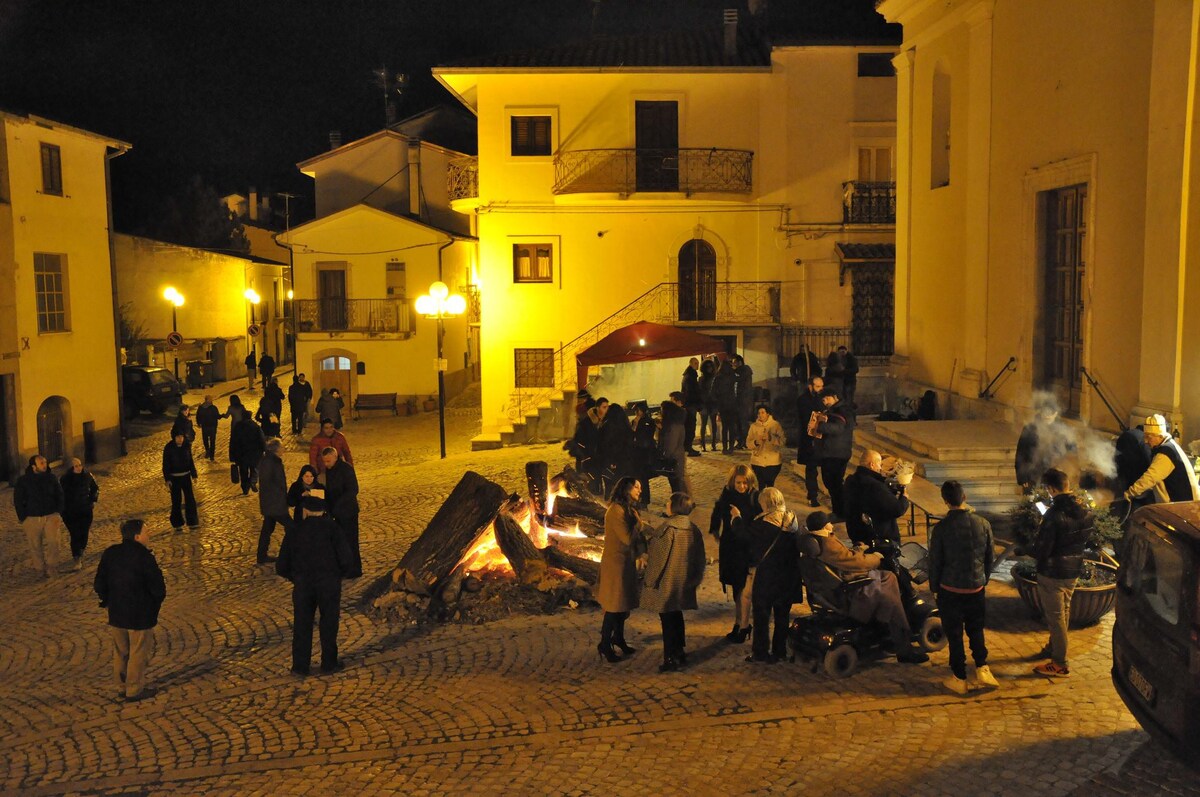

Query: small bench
[352,392,398,419]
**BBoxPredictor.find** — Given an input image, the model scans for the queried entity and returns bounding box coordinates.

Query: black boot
[725,623,741,643]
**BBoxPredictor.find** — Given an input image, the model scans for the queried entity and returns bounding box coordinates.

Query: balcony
[842,181,896,224]
[553,148,753,196]
[447,156,478,202]
[295,298,413,335]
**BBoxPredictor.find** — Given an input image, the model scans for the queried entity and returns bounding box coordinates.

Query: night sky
[0,0,894,232]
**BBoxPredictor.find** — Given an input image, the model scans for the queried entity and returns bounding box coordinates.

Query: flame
[459,524,513,575]
[544,481,571,517]
[456,492,594,578]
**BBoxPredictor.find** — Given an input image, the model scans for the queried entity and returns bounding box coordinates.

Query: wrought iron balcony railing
[295,298,413,335]
[447,156,478,202]
[554,148,753,196]
[842,181,896,224]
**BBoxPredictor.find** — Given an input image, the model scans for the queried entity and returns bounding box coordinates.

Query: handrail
[554,147,754,195]
[979,356,1017,399]
[1079,366,1128,431]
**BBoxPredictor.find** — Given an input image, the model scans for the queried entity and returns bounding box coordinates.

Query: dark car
[122,365,185,415]
[1112,501,1200,769]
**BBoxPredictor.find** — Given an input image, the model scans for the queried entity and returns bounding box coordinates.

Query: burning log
[551,466,606,503]
[494,507,548,585]
[525,461,550,517]
[549,496,607,537]
[543,545,601,585]
[394,471,509,595]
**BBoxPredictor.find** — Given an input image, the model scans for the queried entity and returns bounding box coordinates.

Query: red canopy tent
[575,320,728,390]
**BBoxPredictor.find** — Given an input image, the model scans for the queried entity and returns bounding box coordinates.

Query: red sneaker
[1032,661,1070,677]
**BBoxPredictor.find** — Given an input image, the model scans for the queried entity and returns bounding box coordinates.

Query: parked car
[122,365,185,416]
[1112,501,1200,770]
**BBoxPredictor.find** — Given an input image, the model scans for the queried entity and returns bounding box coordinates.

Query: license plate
[1128,664,1156,705]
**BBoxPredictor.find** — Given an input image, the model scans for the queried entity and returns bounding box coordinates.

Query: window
[513,243,554,283]
[34,253,68,332]
[1125,533,1186,626]
[386,260,407,297]
[857,53,895,78]
[511,116,552,156]
[514,348,554,388]
[40,144,62,195]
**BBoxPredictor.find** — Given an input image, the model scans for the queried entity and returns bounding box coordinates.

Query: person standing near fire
[681,357,702,457]
[1122,414,1200,504]
[597,476,648,663]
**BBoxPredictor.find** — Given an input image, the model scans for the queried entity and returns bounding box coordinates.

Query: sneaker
[944,675,969,695]
[972,664,1000,689]
[897,649,930,664]
[808,498,821,507]
[126,687,159,703]
[70,557,83,572]
[1033,661,1070,678]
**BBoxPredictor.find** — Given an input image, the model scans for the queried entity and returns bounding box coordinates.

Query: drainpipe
[105,145,129,456]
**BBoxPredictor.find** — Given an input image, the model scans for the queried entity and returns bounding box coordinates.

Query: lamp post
[416,281,466,459]
[163,287,184,378]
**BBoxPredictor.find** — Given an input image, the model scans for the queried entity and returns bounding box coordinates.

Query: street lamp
[163,286,184,378]
[244,288,262,325]
[416,280,466,459]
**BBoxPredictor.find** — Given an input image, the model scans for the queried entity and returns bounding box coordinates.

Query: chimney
[748,0,766,17]
[407,138,422,218]
[723,9,738,60]
[329,130,343,150]
[248,187,259,222]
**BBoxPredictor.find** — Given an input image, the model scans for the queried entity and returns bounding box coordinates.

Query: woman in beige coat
[597,476,646,662]
[746,404,786,488]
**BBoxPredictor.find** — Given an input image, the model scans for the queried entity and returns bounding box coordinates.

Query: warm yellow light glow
[429,281,450,300]
[244,289,261,304]
[163,287,184,306]
[173,294,184,307]
[638,338,646,346]
[445,294,467,316]
[286,289,294,300]
[415,295,436,315]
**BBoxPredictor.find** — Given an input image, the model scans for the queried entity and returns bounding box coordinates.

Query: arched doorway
[315,352,354,409]
[36,396,69,465]
[678,239,717,321]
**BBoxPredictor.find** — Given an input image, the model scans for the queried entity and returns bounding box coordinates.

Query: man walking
[796,376,825,507]
[230,413,266,496]
[1028,468,1092,678]
[309,419,353,474]
[288,373,314,434]
[681,357,702,456]
[162,432,199,530]
[322,447,362,578]
[14,454,64,578]
[256,438,288,565]
[277,495,352,675]
[244,349,257,391]
[258,351,276,389]
[195,395,221,461]
[928,480,998,694]
[94,518,166,702]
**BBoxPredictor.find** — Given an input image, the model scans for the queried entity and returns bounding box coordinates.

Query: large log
[551,466,606,503]
[550,496,608,536]
[543,545,601,585]
[395,471,509,595]
[494,509,547,585]
[525,461,550,516]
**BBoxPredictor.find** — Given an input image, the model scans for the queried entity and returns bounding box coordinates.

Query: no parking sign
[247,323,261,337]
[166,331,183,349]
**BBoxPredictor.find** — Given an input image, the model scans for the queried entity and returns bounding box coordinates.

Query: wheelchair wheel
[918,616,947,652]
[823,644,859,678]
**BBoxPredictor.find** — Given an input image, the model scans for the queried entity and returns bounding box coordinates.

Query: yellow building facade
[0,110,128,480]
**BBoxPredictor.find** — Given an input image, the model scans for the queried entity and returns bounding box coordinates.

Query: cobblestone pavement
[0,386,1196,796]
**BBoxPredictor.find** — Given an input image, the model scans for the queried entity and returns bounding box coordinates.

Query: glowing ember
[459,524,513,575]
[456,494,596,578]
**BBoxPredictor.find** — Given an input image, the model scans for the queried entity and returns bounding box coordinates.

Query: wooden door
[36,397,66,465]
[318,355,352,404]
[678,240,717,322]
[635,101,679,192]
[1041,184,1087,415]
[318,269,347,330]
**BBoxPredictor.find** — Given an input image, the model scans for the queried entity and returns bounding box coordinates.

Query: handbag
[230,463,240,484]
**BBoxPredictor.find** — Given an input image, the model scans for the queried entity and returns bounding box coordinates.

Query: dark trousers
[752,464,781,488]
[844,378,857,407]
[731,406,750,448]
[335,513,362,577]
[801,461,820,501]
[660,611,686,659]
[820,458,849,517]
[937,589,989,679]
[258,515,289,561]
[168,476,198,528]
[290,405,307,434]
[63,510,93,558]
[599,611,629,646]
[684,408,698,450]
[751,600,792,659]
[719,405,739,450]
[698,406,718,448]
[237,463,257,495]
[292,576,341,672]
[200,425,217,460]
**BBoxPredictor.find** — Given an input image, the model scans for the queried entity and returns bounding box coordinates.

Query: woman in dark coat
[597,476,648,663]
[170,405,196,447]
[709,464,759,642]
[287,465,322,524]
[230,415,266,496]
[597,403,635,500]
[698,357,718,451]
[60,457,99,570]
[630,402,657,508]
[224,396,247,461]
[640,492,706,672]
[315,388,345,429]
[744,487,803,663]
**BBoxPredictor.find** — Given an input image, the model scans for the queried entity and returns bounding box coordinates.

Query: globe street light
[163,287,184,378]
[416,280,466,458]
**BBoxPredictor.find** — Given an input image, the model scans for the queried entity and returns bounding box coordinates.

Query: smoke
[1021,390,1117,480]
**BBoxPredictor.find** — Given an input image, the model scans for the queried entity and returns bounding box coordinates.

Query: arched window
[678,240,717,321]
[931,64,951,188]
[36,396,69,465]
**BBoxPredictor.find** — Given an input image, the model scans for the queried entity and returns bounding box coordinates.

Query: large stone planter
[1012,561,1118,628]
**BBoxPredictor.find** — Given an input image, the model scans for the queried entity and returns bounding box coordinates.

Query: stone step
[470,433,503,451]
[872,420,1017,462]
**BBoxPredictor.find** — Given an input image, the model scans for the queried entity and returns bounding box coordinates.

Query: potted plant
[423,395,437,413]
[405,396,419,416]
[1006,488,1123,627]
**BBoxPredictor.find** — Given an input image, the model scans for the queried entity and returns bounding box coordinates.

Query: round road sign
[166,331,183,349]
[247,323,261,337]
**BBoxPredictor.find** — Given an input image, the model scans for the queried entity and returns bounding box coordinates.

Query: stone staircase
[471,389,578,450]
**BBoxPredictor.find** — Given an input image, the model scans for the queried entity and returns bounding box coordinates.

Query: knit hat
[1144,414,1170,437]
[805,511,831,532]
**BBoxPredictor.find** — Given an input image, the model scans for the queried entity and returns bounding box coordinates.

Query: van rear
[1112,502,1200,768]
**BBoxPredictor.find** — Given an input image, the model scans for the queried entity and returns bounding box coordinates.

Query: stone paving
[0,383,1197,796]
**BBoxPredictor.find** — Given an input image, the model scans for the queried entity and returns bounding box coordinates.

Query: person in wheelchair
[801,511,929,664]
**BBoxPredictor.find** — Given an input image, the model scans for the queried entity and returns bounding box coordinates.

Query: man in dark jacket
[170,405,196,448]
[790,344,822,385]
[928,481,998,694]
[194,395,221,461]
[843,450,910,547]
[839,346,859,407]
[256,438,288,564]
[796,376,825,507]
[712,359,738,453]
[162,433,199,530]
[824,349,846,397]
[660,393,692,498]
[1028,468,1092,678]
[94,518,166,701]
[681,358,702,456]
[258,352,276,388]
[731,355,754,450]
[321,447,362,578]
[244,350,257,391]
[231,415,266,496]
[277,496,352,675]
[60,457,100,571]
[288,373,314,434]
[814,388,855,519]
[14,454,65,578]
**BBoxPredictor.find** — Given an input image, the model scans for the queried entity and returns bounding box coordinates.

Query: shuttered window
[513,243,553,283]
[40,143,62,195]
[511,116,552,156]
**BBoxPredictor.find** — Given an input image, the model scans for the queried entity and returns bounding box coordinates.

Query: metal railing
[295,298,413,335]
[553,148,754,195]
[842,181,896,224]
[505,281,779,422]
[447,156,478,202]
